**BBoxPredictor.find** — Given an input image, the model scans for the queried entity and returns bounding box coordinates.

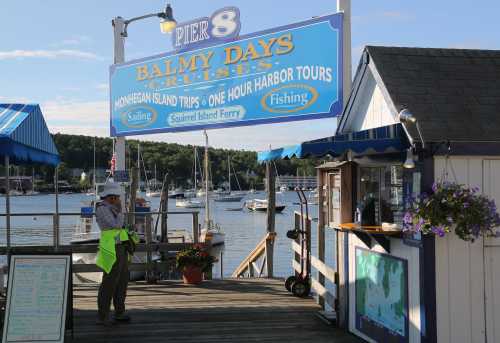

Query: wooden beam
[317,168,326,309]
[310,255,337,283]
[311,277,336,309]
[0,242,200,255]
[265,162,276,278]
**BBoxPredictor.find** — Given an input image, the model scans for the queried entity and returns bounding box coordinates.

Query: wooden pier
[71,278,362,343]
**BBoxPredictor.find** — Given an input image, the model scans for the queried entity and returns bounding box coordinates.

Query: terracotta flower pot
[182,265,203,285]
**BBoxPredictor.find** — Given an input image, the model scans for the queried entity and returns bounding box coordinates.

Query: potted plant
[403,181,500,242]
[176,244,215,284]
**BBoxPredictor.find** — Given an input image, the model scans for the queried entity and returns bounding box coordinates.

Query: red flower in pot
[176,245,215,284]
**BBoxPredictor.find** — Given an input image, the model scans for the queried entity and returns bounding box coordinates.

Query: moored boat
[245,198,286,213]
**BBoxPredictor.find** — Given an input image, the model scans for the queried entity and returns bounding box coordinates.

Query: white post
[337,0,352,108]
[113,17,126,172]
[5,156,11,249]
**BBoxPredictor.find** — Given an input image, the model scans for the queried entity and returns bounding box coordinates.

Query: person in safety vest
[95,182,137,326]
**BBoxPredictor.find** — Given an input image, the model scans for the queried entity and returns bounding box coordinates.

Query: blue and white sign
[173,7,241,51]
[110,13,343,137]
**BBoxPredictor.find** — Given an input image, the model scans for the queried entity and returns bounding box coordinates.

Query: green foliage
[6,133,324,189]
[176,245,215,273]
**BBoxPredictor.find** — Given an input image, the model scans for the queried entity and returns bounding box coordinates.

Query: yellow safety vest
[96,228,132,274]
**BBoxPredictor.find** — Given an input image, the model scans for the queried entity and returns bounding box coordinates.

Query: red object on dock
[182,266,203,284]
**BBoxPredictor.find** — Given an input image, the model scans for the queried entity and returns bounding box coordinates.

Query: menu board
[2,256,70,343]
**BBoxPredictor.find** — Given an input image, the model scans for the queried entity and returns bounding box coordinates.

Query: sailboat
[146,164,161,197]
[214,155,246,202]
[86,137,97,196]
[199,131,225,246]
[176,147,206,208]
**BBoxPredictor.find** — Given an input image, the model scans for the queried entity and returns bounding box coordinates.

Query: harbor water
[0,191,337,278]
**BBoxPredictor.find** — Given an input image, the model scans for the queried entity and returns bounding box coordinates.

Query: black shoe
[113,313,131,323]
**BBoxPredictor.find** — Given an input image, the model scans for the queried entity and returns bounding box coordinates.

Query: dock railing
[291,211,338,319]
[232,232,276,278]
[0,210,205,285]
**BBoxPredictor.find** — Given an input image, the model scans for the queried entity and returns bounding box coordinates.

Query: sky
[0,0,498,151]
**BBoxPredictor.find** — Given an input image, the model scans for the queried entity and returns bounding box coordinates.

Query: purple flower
[463,202,469,209]
[432,182,438,193]
[403,212,413,224]
[446,216,453,223]
[431,225,446,237]
[415,218,425,232]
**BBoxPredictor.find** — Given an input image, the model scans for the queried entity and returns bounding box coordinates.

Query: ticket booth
[258,45,500,343]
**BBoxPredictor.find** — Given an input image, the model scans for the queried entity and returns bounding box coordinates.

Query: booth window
[358,165,404,226]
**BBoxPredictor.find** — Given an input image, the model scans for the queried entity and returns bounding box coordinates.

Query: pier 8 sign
[110,12,343,136]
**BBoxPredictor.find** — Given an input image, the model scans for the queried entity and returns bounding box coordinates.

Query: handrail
[0,211,198,217]
[232,232,276,278]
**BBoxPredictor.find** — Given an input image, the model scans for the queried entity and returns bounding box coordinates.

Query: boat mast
[204,130,209,228]
[137,142,140,191]
[194,146,197,191]
[228,155,231,193]
[93,137,96,189]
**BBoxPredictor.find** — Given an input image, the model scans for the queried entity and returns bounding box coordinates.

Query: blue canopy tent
[0,104,60,247]
[258,123,410,162]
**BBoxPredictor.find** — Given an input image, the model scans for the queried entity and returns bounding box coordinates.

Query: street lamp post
[111,4,176,173]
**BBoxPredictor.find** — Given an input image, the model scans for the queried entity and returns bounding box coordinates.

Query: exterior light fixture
[398,108,425,148]
[121,3,176,37]
[159,4,177,34]
[403,148,416,169]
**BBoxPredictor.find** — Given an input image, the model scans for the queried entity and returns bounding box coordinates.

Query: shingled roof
[359,46,500,143]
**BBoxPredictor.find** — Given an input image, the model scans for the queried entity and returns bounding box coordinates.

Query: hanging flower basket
[403,182,500,242]
[176,244,215,284]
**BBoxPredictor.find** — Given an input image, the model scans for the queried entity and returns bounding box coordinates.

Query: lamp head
[398,109,417,124]
[159,4,176,33]
[403,148,416,169]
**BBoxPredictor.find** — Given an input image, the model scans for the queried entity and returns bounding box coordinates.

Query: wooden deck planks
[71,278,362,343]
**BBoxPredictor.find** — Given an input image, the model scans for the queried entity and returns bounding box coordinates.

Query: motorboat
[146,190,161,197]
[245,198,286,213]
[168,189,185,198]
[176,197,205,208]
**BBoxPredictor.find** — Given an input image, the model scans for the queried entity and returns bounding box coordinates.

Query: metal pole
[5,156,11,249]
[113,16,127,198]
[204,130,210,228]
[337,0,352,108]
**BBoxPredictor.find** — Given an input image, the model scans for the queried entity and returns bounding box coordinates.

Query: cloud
[42,99,108,128]
[0,49,101,60]
[58,35,92,46]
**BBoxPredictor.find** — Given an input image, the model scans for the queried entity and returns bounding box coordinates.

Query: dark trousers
[97,244,129,320]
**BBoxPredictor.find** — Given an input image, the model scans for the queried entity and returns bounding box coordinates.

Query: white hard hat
[99,182,121,198]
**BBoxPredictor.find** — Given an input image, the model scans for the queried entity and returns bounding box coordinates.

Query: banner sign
[173,7,241,51]
[110,13,343,136]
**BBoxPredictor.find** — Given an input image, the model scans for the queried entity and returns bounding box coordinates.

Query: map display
[2,256,70,343]
[355,248,408,343]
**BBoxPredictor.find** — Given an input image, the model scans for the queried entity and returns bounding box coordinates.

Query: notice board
[355,248,409,343]
[2,255,71,343]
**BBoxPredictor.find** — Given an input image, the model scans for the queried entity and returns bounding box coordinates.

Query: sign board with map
[2,255,71,343]
[355,248,409,343]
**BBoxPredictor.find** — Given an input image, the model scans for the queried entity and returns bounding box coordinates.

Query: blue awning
[258,123,410,162]
[0,104,60,166]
